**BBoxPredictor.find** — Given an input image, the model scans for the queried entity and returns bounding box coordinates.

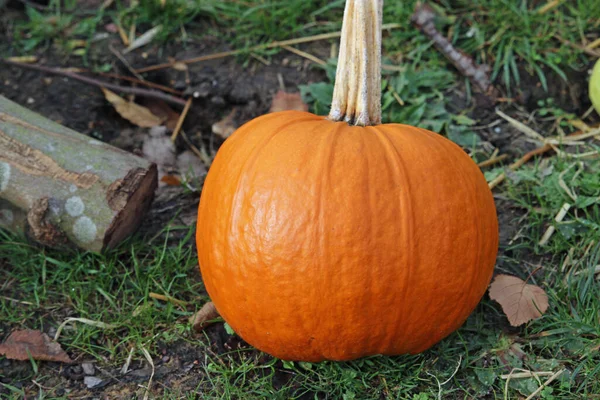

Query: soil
[0,3,596,399]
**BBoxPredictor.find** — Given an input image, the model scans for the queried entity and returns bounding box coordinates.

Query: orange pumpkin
[196,0,498,362]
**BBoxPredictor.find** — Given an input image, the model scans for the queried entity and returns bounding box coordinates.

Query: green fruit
[591,59,600,115]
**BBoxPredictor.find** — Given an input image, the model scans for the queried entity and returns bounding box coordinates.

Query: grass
[1,0,600,399]
[3,0,598,90]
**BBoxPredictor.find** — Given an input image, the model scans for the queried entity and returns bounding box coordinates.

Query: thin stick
[1,59,187,107]
[411,4,492,93]
[281,45,327,66]
[149,292,188,306]
[171,98,193,142]
[109,44,146,82]
[554,34,600,57]
[524,369,565,400]
[94,71,183,95]
[500,371,554,379]
[488,144,551,189]
[478,154,508,168]
[135,23,401,73]
[538,203,571,246]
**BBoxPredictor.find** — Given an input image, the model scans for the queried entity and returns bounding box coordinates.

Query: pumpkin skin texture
[196,110,498,362]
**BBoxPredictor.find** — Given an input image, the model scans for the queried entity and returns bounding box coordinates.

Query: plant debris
[190,301,221,332]
[411,3,492,93]
[103,88,164,127]
[269,90,308,113]
[489,274,549,326]
[212,109,239,139]
[0,329,73,363]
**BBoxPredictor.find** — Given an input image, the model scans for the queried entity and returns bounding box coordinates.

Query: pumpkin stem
[328,0,383,126]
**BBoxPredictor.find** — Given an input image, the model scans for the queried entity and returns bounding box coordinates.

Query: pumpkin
[196,0,498,362]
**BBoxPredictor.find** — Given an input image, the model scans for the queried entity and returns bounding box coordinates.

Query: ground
[1,0,600,399]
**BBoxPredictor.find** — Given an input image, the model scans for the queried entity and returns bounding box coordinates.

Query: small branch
[411,3,492,93]
[554,34,600,58]
[171,98,193,142]
[1,59,187,107]
[524,369,566,400]
[135,23,402,73]
[477,153,508,168]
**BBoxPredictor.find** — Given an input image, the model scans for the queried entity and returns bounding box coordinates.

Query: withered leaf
[141,99,181,131]
[0,329,73,363]
[102,88,164,128]
[212,109,238,139]
[269,90,308,113]
[489,274,549,326]
[190,302,220,332]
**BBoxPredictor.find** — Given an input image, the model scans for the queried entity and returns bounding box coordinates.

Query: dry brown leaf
[160,175,182,186]
[269,90,308,113]
[489,274,549,326]
[189,302,220,332]
[102,88,164,128]
[141,99,180,131]
[0,329,73,363]
[212,109,238,139]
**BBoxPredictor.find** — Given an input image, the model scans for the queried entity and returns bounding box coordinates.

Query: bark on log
[0,95,158,252]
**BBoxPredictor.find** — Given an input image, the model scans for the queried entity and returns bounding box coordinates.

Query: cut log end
[104,164,158,250]
[0,95,158,252]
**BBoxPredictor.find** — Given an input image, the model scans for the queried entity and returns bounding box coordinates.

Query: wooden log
[0,95,158,252]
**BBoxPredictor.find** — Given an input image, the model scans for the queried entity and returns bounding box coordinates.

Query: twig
[94,71,183,95]
[524,369,565,400]
[148,292,188,306]
[1,59,187,107]
[411,3,492,92]
[109,44,146,81]
[538,203,571,246]
[180,130,213,166]
[488,144,552,189]
[496,109,545,142]
[478,154,508,168]
[0,295,34,305]
[281,45,327,66]
[500,371,554,379]
[171,98,193,142]
[135,23,402,73]
[554,34,600,58]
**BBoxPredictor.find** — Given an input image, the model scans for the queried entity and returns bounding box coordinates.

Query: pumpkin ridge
[315,120,345,358]
[420,128,481,340]
[220,116,314,334]
[369,125,416,353]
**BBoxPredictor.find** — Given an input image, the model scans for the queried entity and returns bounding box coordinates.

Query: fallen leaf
[190,302,220,332]
[160,175,182,186]
[141,99,180,131]
[102,88,164,127]
[212,109,239,139]
[0,329,73,363]
[124,25,162,54]
[269,90,308,113]
[489,274,549,326]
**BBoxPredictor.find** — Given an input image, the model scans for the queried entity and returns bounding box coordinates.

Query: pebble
[84,376,103,389]
[82,362,95,375]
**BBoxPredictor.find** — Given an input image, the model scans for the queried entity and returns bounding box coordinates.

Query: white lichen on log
[0,95,158,252]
